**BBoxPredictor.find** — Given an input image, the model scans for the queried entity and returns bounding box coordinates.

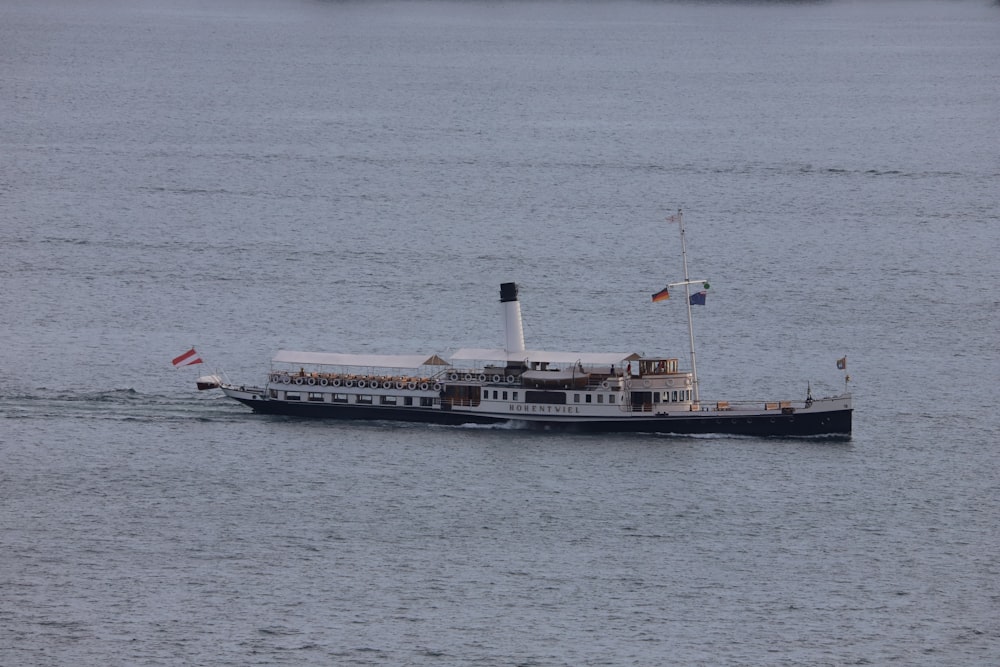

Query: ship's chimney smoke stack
[500,282,525,354]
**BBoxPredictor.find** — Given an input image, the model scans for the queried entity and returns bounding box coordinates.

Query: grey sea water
[2,0,998,665]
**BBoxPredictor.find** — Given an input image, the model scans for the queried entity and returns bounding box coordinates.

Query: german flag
[651,287,670,303]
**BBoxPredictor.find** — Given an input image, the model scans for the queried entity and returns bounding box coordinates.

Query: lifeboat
[520,369,589,389]
[196,374,222,390]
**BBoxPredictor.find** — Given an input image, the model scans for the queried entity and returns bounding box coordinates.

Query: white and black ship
[200,214,852,437]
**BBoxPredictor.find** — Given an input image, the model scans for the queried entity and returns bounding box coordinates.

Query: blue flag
[689,291,707,306]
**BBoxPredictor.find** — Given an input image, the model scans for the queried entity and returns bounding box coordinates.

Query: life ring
[319,378,328,386]
[463,374,473,382]
[477,374,487,382]
[506,375,515,384]
[420,382,429,391]
[407,381,417,390]
[643,379,651,388]
[282,375,291,384]
[449,372,459,381]
[357,380,367,388]
[332,378,341,387]
[600,381,609,389]
[432,383,442,392]
[345,379,354,387]
[396,381,405,389]
[492,374,501,383]
[307,377,316,386]
[294,377,304,385]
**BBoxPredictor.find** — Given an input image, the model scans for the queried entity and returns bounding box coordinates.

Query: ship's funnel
[500,282,525,354]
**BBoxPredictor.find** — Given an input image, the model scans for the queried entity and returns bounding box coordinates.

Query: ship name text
[509,404,580,414]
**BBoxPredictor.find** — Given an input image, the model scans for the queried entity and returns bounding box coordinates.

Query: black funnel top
[500,282,519,303]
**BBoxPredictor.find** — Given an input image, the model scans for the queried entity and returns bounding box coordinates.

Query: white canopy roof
[272,350,449,369]
[449,347,639,366]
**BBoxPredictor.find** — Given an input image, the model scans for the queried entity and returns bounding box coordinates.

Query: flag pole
[677,209,700,404]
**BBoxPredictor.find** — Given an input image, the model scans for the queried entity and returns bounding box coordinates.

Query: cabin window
[653,392,660,403]
[285,392,301,401]
[526,391,566,405]
[597,394,604,404]
[269,389,278,398]
[573,394,580,403]
[420,397,434,407]
[585,394,592,403]
[493,390,499,399]
[631,391,653,409]
[332,393,348,403]
[609,395,616,404]
[380,395,397,405]
[356,395,373,404]
[512,391,518,401]
[502,391,508,400]
[308,392,324,402]
[671,390,678,402]
[403,396,413,406]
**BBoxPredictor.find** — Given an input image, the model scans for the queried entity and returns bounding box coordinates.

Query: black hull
[233,397,852,438]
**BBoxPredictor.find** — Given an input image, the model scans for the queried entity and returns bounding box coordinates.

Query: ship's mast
[667,209,706,404]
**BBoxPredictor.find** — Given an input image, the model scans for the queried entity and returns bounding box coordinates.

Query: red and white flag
[172,348,203,367]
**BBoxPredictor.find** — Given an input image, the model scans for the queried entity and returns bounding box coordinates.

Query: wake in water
[455,420,529,430]
[0,387,244,422]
